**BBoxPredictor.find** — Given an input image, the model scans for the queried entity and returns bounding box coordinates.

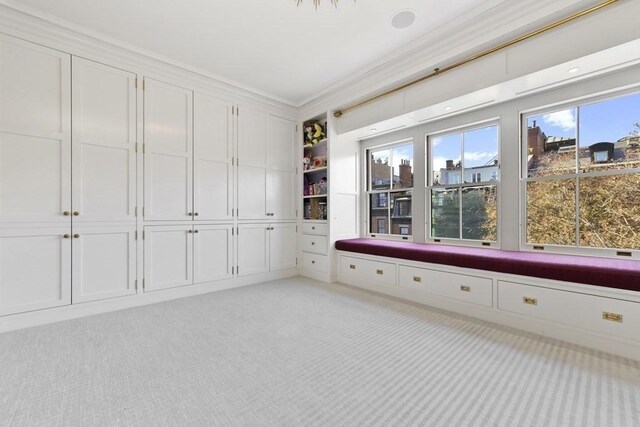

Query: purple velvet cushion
[335,239,640,293]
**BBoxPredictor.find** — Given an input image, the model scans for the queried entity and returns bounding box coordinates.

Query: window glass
[578,93,640,172]
[462,186,497,241]
[431,133,461,185]
[524,92,640,252]
[367,141,413,237]
[431,188,460,239]
[526,108,577,177]
[463,125,499,183]
[427,124,499,243]
[370,149,391,190]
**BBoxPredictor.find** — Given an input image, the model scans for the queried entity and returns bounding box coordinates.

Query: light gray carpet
[0,277,638,426]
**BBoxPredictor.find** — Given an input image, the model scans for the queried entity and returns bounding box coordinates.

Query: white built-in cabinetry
[237,107,297,220]
[0,32,298,324]
[237,223,297,277]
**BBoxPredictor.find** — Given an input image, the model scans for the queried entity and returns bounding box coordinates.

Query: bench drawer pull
[602,311,623,323]
[376,269,384,275]
[459,285,471,293]
[349,264,356,270]
[413,276,422,283]
[523,297,538,306]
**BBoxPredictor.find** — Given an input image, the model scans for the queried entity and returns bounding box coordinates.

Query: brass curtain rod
[333,0,619,118]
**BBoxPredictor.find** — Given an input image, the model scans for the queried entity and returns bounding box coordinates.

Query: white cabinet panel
[72,226,136,303]
[194,224,233,283]
[302,252,328,273]
[144,78,193,220]
[148,153,191,218]
[237,107,267,168]
[0,228,71,315]
[238,166,266,219]
[194,94,233,220]
[498,281,640,342]
[0,35,71,224]
[237,224,269,277]
[302,234,327,255]
[72,57,136,222]
[144,225,193,291]
[267,115,296,172]
[269,223,297,271]
[268,170,296,220]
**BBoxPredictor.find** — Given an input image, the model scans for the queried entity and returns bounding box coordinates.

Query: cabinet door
[237,166,267,219]
[0,228,71,315]
[194,224,233,284]
[269,223,297,271]
[268,170,296,220]
[144,78,193,220]
[0,35,71,224]
[237,106,267,168]
[144,225,193,292]
[267,115,296,172]
[72,225,136,303]
[72,57,137,223]
[237,224,268,277]
[194,94,233,220]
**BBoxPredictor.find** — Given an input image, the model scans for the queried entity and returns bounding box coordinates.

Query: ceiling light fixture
[444,106,453,111]
[391,10,416,29]
[568,67,580,73]
[296,0,353,8]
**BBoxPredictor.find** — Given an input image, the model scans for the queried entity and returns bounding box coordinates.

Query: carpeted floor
[0,277,638,426]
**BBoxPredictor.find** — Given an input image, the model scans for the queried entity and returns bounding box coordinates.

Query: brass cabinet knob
[194,212,199,216]
[63,234,70,238]
[73,234,80,238]
[188,212,193,216]
[188,229,193,233]
[194,230,199,233]
[73,211,79,216]
[63,211,70,216]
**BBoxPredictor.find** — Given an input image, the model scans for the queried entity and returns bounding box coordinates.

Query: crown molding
[0,1,298,115]
[298,0,606,118]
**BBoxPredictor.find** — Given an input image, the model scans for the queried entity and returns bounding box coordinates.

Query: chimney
[446,160,454,170]
[399,160,412,186]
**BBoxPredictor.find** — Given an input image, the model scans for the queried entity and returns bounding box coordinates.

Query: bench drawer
[303,253,328,273]
[399,265,493,307]
[498,281,640,341]
[302,223,328,235]
[340,256,396,286]
[302,234,327,255]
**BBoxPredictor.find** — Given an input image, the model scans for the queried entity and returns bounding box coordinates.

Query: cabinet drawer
[498,281,640,341]
[302,234,327,254]
[340,256,396,286]
[399,265,493,307]
[302,223,328,236]
[303,253,328,272]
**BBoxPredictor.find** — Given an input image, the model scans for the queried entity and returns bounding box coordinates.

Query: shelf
[303,166,327,174]
[303,195,327,199]
[303,138,327,148]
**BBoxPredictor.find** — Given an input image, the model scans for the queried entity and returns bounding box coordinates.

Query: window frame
[364,138,415,241]
[425,120,501,247]
[520,89,640,258]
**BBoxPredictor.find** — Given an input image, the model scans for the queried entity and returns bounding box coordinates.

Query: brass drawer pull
[376,269,384,275]
[460,285,471,292]
[602,311,623,323]
[413,276,422,283]
[523,296,538,305]
[311,242,315,245]
[349,264,356,270]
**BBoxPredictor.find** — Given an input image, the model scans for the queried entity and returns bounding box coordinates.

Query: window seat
[334,239,640,293]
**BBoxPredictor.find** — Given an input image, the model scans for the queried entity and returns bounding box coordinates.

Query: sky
[527,92,640,147]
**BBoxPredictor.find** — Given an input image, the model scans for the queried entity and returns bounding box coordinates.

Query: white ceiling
[6,0,492,105]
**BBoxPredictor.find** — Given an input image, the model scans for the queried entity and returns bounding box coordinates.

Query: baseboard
[337,275,640,362]
[299,268,332,283]
[0,269,297,334]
